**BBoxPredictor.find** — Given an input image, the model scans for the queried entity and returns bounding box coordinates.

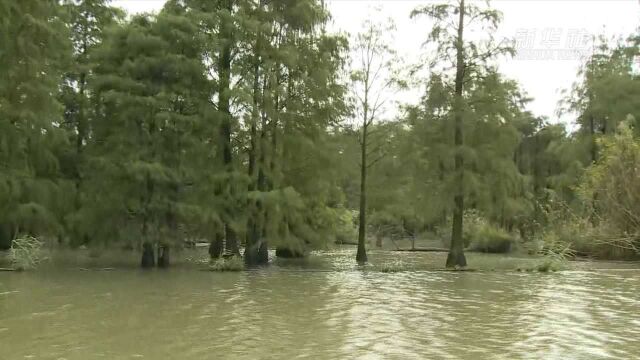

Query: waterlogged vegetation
[1,0,640,357]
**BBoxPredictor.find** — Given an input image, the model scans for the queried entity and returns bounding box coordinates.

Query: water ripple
[1,254,639,359]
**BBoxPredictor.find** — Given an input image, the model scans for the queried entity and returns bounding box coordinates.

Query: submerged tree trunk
[209,231,224,259]
[245,15,270,266]
[141,172,156,268]
[356,119,368,264]
[446,0,468,269]
[141,242,155,268]
[245,64,260,265]
[217,0,240,257]
[157,245,170,268]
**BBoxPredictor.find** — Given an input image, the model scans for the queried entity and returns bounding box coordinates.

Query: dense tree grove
[1,0,639,267]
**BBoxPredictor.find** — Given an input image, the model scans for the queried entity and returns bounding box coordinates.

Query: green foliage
[81,10,215,250]
[535,244,574,272]
[9,235,44,271]
[333,208,357,244]
[468,223,515,254]
[574,122,640,258]
[533,150,640,260]
[0,0,71,242]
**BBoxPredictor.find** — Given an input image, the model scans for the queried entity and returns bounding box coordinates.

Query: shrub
[334,208,357,244]
[9,235,44,271]
[209,256,244,272]
[571,122,640,259]
[468,223,515,253]
[536,243,574,272]
[440,210,516,253]
[369,210,405,240]
[440,210,507,249]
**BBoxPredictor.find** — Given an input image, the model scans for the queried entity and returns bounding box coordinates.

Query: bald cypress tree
[85,11,212,266]
[412,0,513,268]
[0,0,70,248]
[59,0,123,246]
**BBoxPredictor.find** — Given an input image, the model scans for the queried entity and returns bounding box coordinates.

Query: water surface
[1,250,639,359]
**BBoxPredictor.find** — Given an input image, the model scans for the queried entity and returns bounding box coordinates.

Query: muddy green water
[1,250,639,359]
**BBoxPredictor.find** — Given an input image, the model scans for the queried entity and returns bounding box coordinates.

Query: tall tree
[412,0,513,267]
[59,0,123,246]
[0,0,70,248]
[87,10,212,267]
[350,17,402,264]
[561,35,640,163]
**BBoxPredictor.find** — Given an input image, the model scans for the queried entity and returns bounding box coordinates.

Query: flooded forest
[1,0,639,359]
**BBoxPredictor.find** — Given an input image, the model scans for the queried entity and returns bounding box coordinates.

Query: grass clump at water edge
[9,235,44,271]
[209,256,245,272]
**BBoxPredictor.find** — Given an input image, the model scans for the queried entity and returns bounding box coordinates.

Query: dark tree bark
[215,0,240,257]
[244,11,269,266]
[209,231,224,259]
[157,245,170,268]
[141,242,155,268]
[141,171,156,268]
[589,113,597,162]
[446,0,468,269]
[356,120,368,264]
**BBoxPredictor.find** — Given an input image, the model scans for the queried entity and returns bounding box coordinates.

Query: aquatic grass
[209,257,245,272]
[534,245,574,272]
[9,235,44,271]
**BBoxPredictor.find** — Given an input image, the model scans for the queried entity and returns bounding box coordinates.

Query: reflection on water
[1,251,639,359]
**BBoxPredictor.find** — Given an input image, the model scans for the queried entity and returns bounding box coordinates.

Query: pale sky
[113,0,639,126]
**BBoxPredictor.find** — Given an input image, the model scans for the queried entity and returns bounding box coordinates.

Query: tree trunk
[141,242,155,268]
[244,12,264,266]
[218,0,240,257]
[157,245,170,268]
[245,50,273,266]
[209,232,224,259]
[446,0,468,269]
[589,113,597,163]
[141,172,155,268]
[356,122,368,264]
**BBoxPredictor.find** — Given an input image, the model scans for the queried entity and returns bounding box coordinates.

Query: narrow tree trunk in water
[589,113,597,163]
[209,232,224,259]
[446,0,467,269]
[218,0,240,257]
[245,13,262,265]
[157,245,170,268]
[141,242,155,268]
[225,225,240,257]
[254,114,269,264]
[141,173,155,268]
[356,121,368,264]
